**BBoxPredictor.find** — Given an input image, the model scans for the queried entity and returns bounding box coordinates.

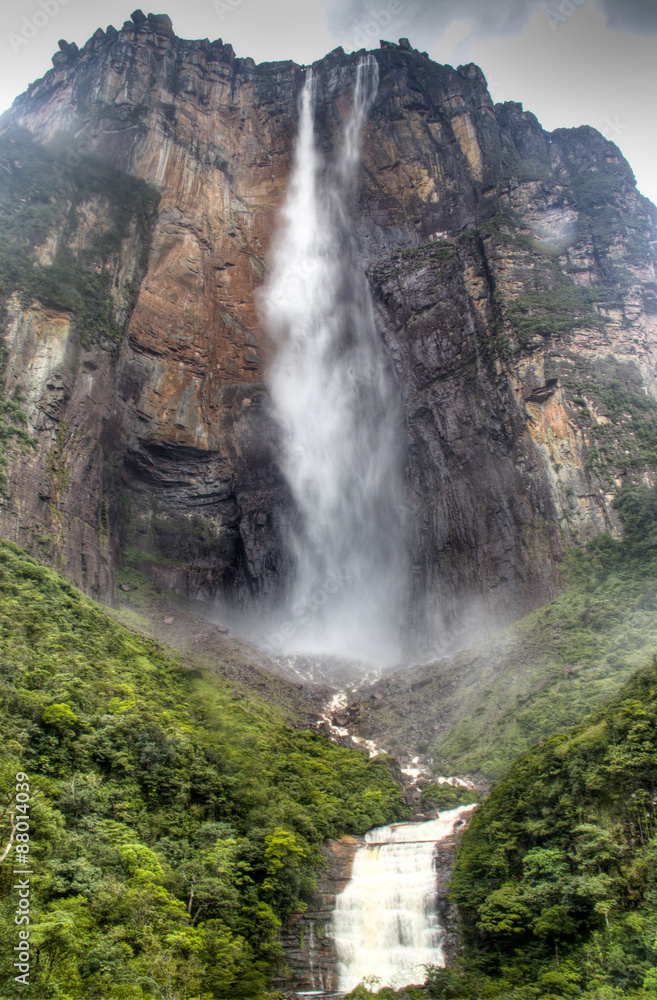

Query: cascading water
[261,58,409,667]
[332,807,473,991]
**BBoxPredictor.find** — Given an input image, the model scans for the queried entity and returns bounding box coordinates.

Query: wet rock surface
[277,835,363,993]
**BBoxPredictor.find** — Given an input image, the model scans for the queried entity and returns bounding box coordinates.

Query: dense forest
[0,540,406,998]
[4,507,657,998]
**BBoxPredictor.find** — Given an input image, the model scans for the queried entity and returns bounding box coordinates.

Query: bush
[420,784,478,810]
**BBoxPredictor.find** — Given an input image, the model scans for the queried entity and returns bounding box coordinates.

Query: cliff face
[1,13,656,628]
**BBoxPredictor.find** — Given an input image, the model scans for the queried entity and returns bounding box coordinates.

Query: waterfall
[261,58,409,668]
[332,808,472,991]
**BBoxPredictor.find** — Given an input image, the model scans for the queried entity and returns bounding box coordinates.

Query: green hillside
[442,654,657,998]
[0,540,405,999]
[356,484,657,781]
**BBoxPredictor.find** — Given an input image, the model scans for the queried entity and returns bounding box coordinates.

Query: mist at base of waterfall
[188,585,499,690]
[196,595,397,685]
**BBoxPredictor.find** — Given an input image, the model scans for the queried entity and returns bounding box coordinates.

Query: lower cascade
[333,807,473,991]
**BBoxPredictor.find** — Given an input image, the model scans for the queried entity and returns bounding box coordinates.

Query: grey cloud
[597,0,657,34]
[322,0,657,49]
[321,0,538,49]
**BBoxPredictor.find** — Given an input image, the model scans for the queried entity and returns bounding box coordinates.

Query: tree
[534,905,577,964]
[477,883,531,942]
[262,827,314,918]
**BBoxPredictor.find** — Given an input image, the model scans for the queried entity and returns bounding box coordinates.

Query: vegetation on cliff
[0,126,160,493]
[0,356,33,490]
[566,359,657,486]
[0,540,405,999]
[0,126,159,346]
[430,482,657,779]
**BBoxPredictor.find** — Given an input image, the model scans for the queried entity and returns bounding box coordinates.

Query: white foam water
[261,57,409,668]
[332,807,473,991]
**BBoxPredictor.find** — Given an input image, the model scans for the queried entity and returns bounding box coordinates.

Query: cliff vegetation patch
[432,488,657,780]
[0,126,159,347]
[507,282,604,344]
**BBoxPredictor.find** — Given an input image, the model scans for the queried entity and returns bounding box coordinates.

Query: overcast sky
[0,0,655,204]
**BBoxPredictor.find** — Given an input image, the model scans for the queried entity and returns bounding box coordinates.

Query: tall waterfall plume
[333,808,472,990]
[262,57,409,667]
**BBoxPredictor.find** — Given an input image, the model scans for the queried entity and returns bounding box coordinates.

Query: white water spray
[333,807,472,991]
[262,58,409,666]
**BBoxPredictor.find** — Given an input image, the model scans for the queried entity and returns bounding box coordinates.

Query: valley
[0,9,656,1000]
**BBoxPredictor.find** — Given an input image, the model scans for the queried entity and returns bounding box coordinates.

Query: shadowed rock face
[279,834,361,992]
[0,16,655,631]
